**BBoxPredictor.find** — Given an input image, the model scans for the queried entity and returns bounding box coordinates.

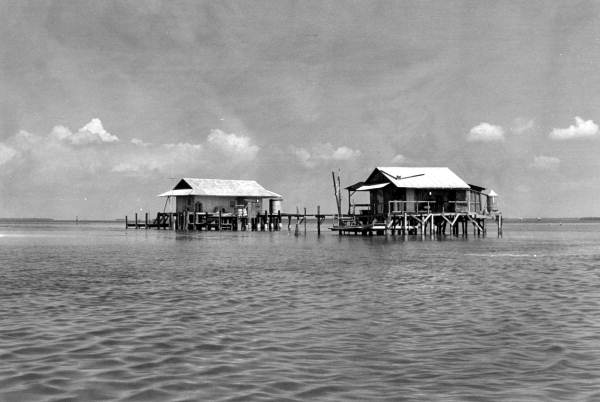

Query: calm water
[1,221,599,401]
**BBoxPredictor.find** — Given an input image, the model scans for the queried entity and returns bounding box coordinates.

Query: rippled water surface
[1,221,600,401]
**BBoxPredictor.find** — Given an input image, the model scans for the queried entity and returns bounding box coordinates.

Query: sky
[2,0,600,219]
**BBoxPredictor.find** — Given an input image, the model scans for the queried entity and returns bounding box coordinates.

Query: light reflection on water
[1,222,600,401]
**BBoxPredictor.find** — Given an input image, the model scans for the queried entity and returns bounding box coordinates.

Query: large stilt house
[347,167,497,217]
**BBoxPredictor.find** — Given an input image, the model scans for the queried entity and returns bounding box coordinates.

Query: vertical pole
[145,213,148,229]
[497,214,503,237]
[304,207,307,234]
[135,213,138,229]
[268,210,272,232]
[218,210,222,231]
[277,210,281,231]
[288,215,291,231]
[317,205,321,236]
[125,216,128,229]
[264,210,268,231]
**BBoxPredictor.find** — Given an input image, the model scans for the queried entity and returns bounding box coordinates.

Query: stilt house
[347,167,495,217]
[159,178,282,217]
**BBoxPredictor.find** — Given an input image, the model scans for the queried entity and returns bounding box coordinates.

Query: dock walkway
[126,209,503,236]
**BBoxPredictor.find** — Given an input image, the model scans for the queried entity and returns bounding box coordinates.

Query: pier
[126,168,503,237]
[125,207,502,237]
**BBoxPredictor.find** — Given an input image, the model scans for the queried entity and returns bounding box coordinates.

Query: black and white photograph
[1,1,599,400]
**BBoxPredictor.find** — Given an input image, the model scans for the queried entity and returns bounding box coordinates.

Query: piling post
[317,205,321,236]
[304,208,307,234]
[135,213,139,229]
[277,210,281,231]
[288,215,292,231]
[497,214,503,237]
[125,215,128,229]
[267,210,272,232]
[218,211,222,231]
[145,213,148,229]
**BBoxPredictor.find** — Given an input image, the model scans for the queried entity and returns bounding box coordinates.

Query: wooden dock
[331,211,500,236]
[126,208,330,234]
[126,208,502,237]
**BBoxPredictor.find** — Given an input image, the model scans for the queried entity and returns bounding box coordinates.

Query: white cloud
[467,122,505,142]
[207,129,259,160]
[291,146,313,167]
[549,116,598,140]
[131,138,151,146]
[0,143,18,166]
[391,154,408,164]
[512,118,535,134]
[530,155,560,171]
[51,118,119,145]
[292,143,361,167]
[331,146,361,160]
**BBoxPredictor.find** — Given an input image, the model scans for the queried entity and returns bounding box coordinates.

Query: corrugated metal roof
[159,178,282,198]
[376,167,471,189]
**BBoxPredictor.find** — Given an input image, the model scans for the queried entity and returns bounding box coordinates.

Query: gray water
[1,222,599,401]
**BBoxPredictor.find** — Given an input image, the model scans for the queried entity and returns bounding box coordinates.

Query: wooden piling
[125,215,128,229]
[497,214,503,237]
[317,205,321,235]
[304,208,307,234]
[135,213,138,229]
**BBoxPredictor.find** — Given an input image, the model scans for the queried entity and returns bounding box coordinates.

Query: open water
[1,221,599,401]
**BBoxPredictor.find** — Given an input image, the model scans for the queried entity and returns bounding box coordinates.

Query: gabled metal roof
[373,167,471,189]
[158,178,282,198]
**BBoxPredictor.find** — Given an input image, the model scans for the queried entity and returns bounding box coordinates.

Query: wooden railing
[388,200,436,214]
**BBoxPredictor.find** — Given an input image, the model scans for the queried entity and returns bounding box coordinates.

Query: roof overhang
[355,182,390,191]
[158,189,194,197]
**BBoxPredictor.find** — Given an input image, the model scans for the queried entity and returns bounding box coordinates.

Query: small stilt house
[347,167,495,217]
[159,178,282,217]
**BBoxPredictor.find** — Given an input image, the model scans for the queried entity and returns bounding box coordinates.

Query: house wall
[176,196,264,214]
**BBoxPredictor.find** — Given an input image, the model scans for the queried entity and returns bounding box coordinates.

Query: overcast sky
[2,0,600,219]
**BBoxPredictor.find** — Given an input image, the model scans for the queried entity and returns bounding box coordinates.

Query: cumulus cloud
[291,143,361,167]
[549,116,598,140]
[0,122,263,187]
[291,147,312,167]
[0,143,18,166]
[131,138,151,146]
[467,122,505,142]
[207,129,259,160]
[512,118,535,134]
[331,146,361,160]
[391,154,408,164]
[530,155,560,171]
[51,118,119,145]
